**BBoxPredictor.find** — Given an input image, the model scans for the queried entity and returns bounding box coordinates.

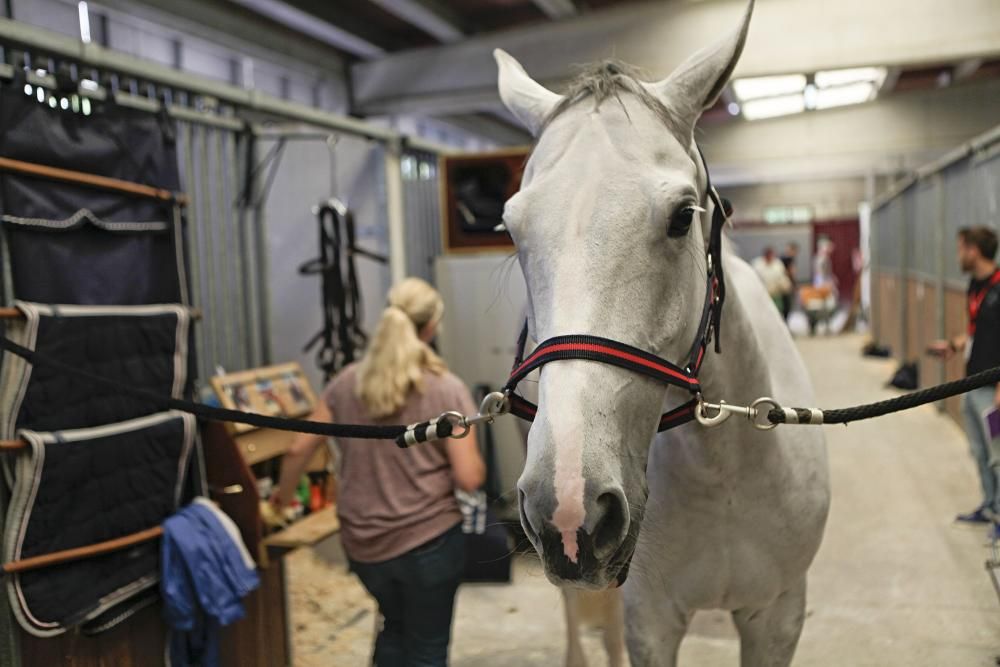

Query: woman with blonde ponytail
[273,277,484,666]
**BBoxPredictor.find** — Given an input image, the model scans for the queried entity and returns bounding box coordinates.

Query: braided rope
[768,365,1000,425]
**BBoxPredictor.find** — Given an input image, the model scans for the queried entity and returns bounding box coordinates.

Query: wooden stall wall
[875,272,903,359]
[943,286,968,424]
[907,278,939,392]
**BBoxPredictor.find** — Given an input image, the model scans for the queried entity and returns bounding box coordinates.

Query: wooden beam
[0,157,187,205]
[0,307,203,320]
[1,526,163,575]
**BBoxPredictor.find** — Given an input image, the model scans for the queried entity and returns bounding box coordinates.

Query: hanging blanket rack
[0,156,188,205]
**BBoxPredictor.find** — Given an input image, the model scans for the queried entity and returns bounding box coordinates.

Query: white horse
[494,1,830,665]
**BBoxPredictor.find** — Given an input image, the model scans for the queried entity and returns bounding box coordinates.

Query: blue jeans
[350,524,465,667]
[963,386,1000,514]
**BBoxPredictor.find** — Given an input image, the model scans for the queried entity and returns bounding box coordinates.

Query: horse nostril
[592,490,629,560]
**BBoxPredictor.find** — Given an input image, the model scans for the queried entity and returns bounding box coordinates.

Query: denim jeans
[962,386,1000,514]
[350,524,465,667]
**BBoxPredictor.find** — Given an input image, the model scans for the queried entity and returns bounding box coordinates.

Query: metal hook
[434,391,509,441]
[695,396,781,431]
[695,398,751,427]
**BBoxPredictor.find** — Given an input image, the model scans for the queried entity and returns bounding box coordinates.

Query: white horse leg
[731,578,807,667]
[602,589,626,667]
[562,588,587,667]
[624,592,690,667]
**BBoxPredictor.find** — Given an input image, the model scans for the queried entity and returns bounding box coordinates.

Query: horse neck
[672,265,777,466]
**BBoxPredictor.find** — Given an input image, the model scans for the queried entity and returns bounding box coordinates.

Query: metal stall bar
[384,139,407,284]
[934,173,947,396]
[898,187,910,362]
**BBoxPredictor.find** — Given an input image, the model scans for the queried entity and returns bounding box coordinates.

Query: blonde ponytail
[356,278,447,418]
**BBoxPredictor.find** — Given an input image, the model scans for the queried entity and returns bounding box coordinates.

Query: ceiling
[224,0,1000,181]
[261,0,645,55]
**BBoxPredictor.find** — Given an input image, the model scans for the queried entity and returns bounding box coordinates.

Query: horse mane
[542,60,686,138]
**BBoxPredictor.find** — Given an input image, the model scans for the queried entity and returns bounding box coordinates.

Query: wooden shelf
[236,428,293,466]
[235,427,329,470]
[263,507,339,552]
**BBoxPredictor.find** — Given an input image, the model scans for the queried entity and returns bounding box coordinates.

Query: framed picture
[441,148,529,253]
[211,362,318,434]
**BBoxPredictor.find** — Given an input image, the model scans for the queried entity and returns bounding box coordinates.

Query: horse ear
[647,0,753,129]
[494,49,563,136]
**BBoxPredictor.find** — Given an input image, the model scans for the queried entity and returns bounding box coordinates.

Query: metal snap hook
[438,411,470,439]
[695,398,735,427]
[749,397,781,431]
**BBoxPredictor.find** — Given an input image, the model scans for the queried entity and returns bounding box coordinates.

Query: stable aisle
[288,334,1000,666]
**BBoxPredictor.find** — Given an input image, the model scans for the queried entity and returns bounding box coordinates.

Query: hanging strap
[300,203,372,382]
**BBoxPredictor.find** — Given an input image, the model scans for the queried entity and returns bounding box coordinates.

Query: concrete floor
[287,334,1000,666]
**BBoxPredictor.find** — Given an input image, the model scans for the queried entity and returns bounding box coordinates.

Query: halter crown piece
[502,145,729,433]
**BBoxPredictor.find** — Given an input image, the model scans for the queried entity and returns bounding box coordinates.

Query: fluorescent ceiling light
[814,67,887,89]
[741,93,805,120]
[731,74,806,101]
[815,81,876,109]
[78,1,91,44]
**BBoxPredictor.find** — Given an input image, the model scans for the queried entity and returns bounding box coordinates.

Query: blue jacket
[162,498,260,667]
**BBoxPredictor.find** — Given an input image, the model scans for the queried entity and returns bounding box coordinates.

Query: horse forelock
[540,60,687,139]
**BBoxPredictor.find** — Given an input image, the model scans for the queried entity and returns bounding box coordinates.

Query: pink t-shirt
[323,363,476,563]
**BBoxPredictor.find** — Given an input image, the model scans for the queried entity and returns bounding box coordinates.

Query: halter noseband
[502,145,729,433]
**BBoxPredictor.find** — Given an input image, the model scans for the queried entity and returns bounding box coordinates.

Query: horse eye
[667,206,696,238]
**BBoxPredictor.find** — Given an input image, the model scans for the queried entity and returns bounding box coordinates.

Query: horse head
[496,1,753,588]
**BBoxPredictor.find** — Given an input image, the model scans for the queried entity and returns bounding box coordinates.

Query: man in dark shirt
[931,227,1000,531]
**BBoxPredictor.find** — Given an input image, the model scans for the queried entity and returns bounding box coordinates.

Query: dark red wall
[812,218,860,303]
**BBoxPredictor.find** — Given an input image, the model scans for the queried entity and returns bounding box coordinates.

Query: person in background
[813,237,838,297]
[272,277,485,667]
[779,242,800,322]
[752,246,792,311]
[929,227,1000,535]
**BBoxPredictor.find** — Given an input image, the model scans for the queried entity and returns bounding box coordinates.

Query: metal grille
[402,150,443,285]
[177,122,267,383]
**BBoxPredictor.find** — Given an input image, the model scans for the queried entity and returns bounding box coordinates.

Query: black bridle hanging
[299,199,386,382]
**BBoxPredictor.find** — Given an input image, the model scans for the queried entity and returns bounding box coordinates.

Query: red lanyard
[968,269,1000,336]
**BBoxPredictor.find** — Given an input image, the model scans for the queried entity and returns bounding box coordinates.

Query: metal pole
[934,173,946,407]
[252,136,273,364]
[182,123,209,385]
[898,190,910,363]
[199,126,221,374]
[865,171,878,343]
[384,138,407,284]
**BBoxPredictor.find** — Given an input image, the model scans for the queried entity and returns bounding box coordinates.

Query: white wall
[724,178,868,223]
[262,132,391,392]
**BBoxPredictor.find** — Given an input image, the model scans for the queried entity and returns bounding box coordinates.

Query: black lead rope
[0,335,444,446]
[769,365,1000,426]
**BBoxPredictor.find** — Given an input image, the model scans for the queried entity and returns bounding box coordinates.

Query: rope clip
[695,396,780,431]
[436,391,510,440]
